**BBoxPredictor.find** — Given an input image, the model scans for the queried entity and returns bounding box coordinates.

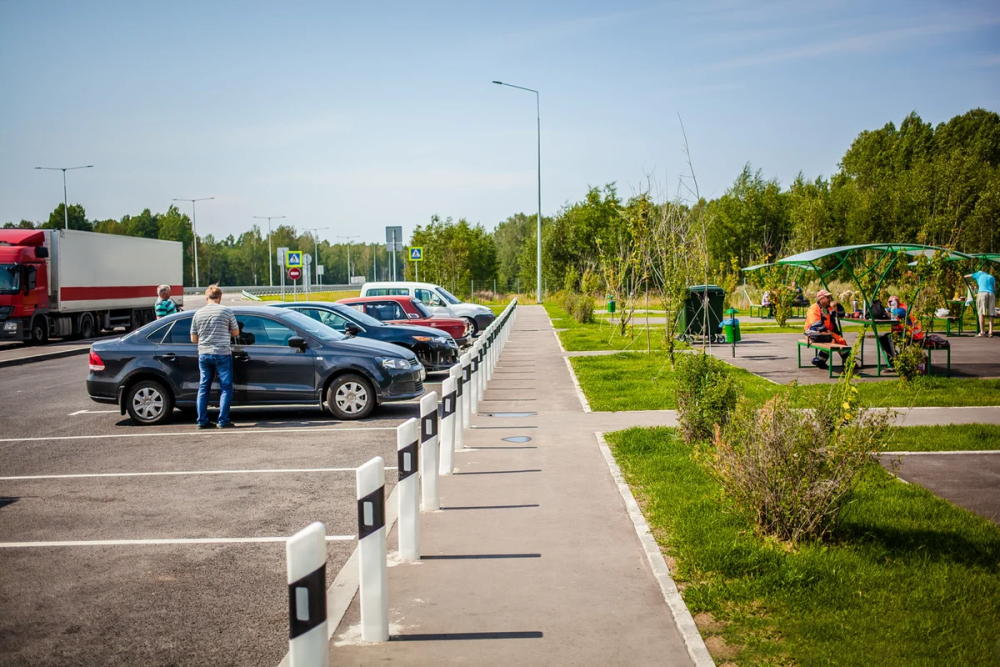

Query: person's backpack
[806,320,833,343]
[922,334,949,349]
[869,299,888,320]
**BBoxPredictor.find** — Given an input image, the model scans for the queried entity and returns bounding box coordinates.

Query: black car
[272,301,459,372]
[87,306,425,425]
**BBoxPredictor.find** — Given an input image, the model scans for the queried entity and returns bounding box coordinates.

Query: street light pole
[305,227,330,288]
[35,165,94,230]
[337,235,360,285]
[254,215,286,287]
[173,197,214,289]
[492,80,542,303]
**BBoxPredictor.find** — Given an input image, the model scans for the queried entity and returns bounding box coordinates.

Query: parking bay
[0,354,447,666]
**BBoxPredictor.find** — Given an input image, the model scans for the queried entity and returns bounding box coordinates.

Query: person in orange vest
[877,295,925,367]
[804,289,850,369]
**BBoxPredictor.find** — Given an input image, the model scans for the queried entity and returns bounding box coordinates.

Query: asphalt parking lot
[0,355,446,666]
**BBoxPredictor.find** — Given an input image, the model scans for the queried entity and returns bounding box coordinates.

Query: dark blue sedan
[87,306,425,425]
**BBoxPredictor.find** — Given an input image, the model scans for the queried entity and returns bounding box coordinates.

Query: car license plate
[4,322,16,331]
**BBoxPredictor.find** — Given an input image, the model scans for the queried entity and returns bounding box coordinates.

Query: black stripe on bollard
[357,485,386,539]
[464,363,472,382]
[440,391,457,418]
[288,564,327,639]
[456,375,464,398]
[472,356,479,373]
[397,440,419,481]
[421,409,439,443]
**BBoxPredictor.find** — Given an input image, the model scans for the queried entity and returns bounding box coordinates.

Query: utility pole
[172,197,215,288]
[337,235,359,285]
[253,215,286,287]
[35,165,94,230]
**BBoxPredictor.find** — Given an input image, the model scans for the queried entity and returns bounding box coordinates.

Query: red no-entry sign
[288,267,301,280]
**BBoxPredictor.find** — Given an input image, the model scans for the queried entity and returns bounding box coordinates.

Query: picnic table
[840,317,951,377]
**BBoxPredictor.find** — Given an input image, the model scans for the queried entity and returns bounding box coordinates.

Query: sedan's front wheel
[327,374,375,420]
[126,380,174,426]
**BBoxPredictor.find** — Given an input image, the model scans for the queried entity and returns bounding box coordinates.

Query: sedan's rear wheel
[462,317,479,336]
[126,380,174,426]
[327,374,375,420]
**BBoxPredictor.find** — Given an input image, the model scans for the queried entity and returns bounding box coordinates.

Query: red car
[337,295,471,345]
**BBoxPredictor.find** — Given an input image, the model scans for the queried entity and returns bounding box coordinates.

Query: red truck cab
[337,295,471,346]
[0,230,50,343]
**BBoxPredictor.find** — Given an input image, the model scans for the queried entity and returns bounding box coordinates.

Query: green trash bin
[722,321,741,343]
[607,295,616,314]
[678,285,726,339]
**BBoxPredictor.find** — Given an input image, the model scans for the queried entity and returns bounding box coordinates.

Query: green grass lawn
[606,426,1000,666]
[259,290,360,302]
[884,424,1000,451]
[546,302,689,352]
[571,352,1000,411]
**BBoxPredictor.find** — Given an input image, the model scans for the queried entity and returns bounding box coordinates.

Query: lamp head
[492,80,502,85]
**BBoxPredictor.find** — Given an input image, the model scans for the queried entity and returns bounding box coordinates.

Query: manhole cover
[501,436,532,443]
[480,412,537,418]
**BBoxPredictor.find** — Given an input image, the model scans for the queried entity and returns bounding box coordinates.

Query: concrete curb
[595,431,716,667]
[0,346,91,368]
[563,357,592,413]
[276,481,401,667]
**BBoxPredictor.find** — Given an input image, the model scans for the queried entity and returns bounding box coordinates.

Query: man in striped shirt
[190,285,240,429]
[154,285,178,318]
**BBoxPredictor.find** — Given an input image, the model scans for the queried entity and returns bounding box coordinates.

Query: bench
[797,339,851,378]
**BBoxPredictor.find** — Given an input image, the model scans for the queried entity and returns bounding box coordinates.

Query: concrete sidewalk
[330,305,704,666]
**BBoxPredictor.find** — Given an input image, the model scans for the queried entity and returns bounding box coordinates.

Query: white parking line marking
[0,426,396,444]
[68,409,119,416]
[0,536,355,548]
[0,466,400,481]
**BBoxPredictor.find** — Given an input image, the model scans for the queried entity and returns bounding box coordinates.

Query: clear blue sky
[1,0,997,244]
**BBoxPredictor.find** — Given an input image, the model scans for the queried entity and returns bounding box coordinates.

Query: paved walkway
[330,306,699,666]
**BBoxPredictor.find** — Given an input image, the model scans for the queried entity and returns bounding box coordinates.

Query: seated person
[877,296,924,366]
[791,281,809,307]
[804,289,850,370]
[761,290,775,318]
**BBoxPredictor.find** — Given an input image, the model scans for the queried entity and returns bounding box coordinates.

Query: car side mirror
[288,336,308,351]
[344,323,361,337]
[407,313,420,319]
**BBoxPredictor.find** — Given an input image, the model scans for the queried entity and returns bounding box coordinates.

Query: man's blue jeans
[197,354,234,426]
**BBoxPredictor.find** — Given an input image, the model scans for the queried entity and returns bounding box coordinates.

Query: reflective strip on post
[396,418,419,562]
[460,353,472,427]
[419,392,440,511]
[439,377,457,475]
[450,364,465,451]
[286,522,329,667]
[356,457,388,642]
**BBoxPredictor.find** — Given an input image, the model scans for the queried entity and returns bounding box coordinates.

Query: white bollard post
[396,418,420,562]
[461,353,472,426]
[450,364,464,451]
[439,377,457,475]
[470,344,481,414]
[357,457,389,642]
[419,392,440,511]
[477,343,487,397]
[286,522,329,667]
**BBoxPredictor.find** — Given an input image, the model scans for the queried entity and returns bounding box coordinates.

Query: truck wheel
[26,316,48,346]
[326,374,375,420]
[79,313,96,340]
[126,380,174,426]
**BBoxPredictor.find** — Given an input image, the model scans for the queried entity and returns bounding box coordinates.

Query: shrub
[893,341,925,383]
[559,291,595,324]
[707,367,892,543]
[676,352,738,444]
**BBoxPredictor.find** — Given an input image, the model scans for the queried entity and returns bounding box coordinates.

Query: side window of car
[415,289,441,307]
[387,302,407,319]
[318,310,349,331]
[389,288,409,296]
[234,315,296,346]
[367,289,386,296]
[146,321,173,344]
[365,303,390,321]
[164,317,193,344]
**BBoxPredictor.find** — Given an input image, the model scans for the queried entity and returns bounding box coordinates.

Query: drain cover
[502,436,533,443]
[480,412,537,418]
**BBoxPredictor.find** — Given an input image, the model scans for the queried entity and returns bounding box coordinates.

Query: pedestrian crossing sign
[286,251,303,268]
[409,247,423,261]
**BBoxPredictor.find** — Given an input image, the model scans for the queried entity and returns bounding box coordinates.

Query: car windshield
[333,303,385,328]
[0,265,20,294]
[412,300,434,318]
[276,309,347,342]
[437,287,462,304]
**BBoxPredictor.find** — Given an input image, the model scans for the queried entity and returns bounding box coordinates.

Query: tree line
[6,108,997,293]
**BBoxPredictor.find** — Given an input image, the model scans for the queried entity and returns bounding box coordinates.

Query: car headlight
[379,357,410,370]
[478,306,492,314]
[413,336,433,342]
